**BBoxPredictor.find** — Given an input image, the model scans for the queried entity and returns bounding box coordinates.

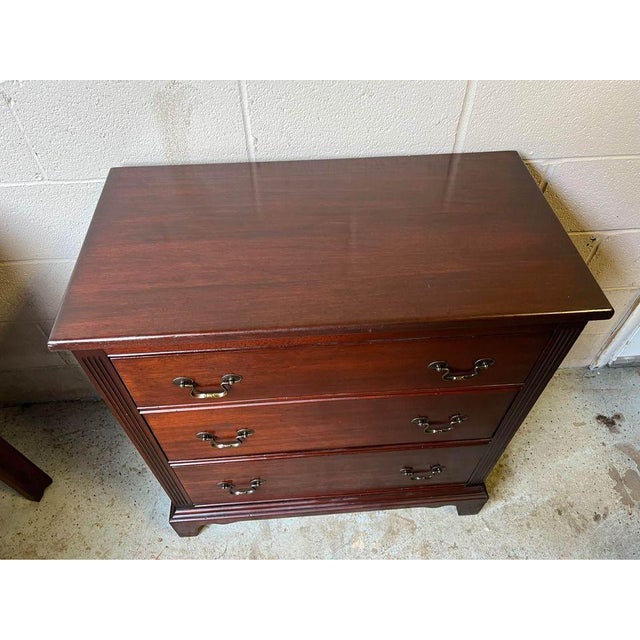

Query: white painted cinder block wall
[1,80,639,403]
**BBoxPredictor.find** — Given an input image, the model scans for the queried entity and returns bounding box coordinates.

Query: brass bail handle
[196,429,254,449]
[428,358,495,381]
[218,479,263,496]
[173,373,242,399]
[401,465,444,481]
[411,413,467,434]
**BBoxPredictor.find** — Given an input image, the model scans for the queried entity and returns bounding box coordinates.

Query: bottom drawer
[173,444,487,506]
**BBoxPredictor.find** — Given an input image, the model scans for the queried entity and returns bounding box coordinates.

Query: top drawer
[112,331,550,409]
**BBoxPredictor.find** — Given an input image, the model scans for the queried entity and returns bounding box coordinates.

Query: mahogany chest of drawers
[48,151,613,536]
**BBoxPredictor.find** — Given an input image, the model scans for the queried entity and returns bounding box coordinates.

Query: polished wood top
[49,151,612,350]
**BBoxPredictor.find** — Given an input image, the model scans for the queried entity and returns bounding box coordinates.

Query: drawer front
[113,331,549,409]
[147,389,517,461]
[173,444,488,506]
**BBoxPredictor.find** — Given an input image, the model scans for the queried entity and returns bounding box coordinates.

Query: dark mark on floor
[596,413,623,433]
[623,470,640,503]
[616,444,640,472]
[553,501,590,533]
[593,508,609,522]
[609,465,636,509]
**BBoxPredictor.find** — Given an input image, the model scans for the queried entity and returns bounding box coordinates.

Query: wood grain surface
[47,152,615,535]
[145,388,518,460]
[49,151,612,351]
[173,443,488,505]
[113,331,548,409]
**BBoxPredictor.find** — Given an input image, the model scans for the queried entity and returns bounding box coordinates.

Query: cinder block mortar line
[528,154,640,164]
[0,258,75,267]
[238,80,256,162]
[0,178,106,188]
[568,230,640,265]
[0,364,83,374]
[539,173,549,192]
[603,286,640,293]
[3,91,48,181]
[0,319,67,369]
[569,231,606,237]
[566,231,601,264]
[585,241,601,264]
[541,162,558,194]
[451,80,477,153]
[522,161,550,191]
[569,229,640,236]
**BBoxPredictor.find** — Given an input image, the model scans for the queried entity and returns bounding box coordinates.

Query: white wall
[1,80,639,403]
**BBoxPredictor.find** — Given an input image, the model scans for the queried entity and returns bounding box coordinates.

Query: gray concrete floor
[1,367,639,559]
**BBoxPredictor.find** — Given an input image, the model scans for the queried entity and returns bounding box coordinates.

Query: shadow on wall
[0,163,634,400]
[543,180,638,367]
[0,248,97,406]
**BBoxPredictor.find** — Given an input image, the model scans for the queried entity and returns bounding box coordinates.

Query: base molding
[169,483,488,537]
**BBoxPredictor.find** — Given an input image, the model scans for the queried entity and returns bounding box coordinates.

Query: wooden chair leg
[0,437,53,501]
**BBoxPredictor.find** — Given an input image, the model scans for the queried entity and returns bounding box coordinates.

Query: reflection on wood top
[49,151,613,349]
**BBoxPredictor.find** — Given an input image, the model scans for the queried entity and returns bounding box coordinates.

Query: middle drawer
[146,389,517,461]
